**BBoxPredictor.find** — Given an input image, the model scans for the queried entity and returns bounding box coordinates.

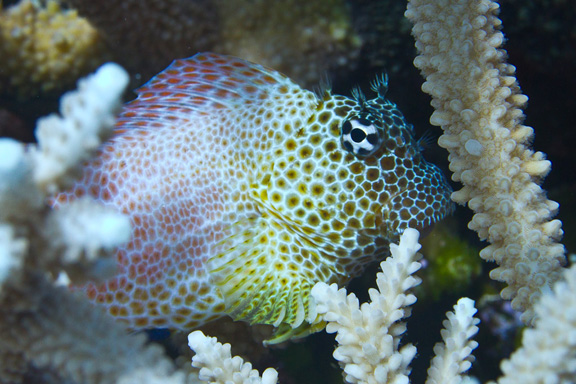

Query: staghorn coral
[190,229,482,384]
[405,0,566,325]
[309,230,480,384]
[494,264,576,384]
[0,63,186,383]
[308,228,423,384]
[0,62,130,281]
[0,0,110,99]
[188,331,279,384]
[426,298,480,384]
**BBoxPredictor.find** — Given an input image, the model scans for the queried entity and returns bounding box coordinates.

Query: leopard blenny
[55,52,452,337]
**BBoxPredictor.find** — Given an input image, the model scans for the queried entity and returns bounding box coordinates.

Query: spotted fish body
[56,53,452,333]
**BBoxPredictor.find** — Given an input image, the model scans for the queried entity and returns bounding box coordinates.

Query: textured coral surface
[0,0,109,99]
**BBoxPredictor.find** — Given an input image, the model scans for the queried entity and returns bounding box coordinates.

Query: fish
[54,52,453,338]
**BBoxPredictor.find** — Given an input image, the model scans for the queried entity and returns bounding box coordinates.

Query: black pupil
[351,128,367,143]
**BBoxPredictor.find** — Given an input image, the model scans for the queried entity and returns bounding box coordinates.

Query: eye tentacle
[351,87,367,109]
[370,73,389,99]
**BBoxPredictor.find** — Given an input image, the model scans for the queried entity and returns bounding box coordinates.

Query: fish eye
[341,118,380,156]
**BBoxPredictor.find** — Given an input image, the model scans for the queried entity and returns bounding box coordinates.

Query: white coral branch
[188,330,279,384]
[495,264,576,384]
[0,224,26,290]
[426,298,479,384]
[0,63,183,383]
[32,62,128,195]
[0,62,132,285]
[406,0,566,325]
[44,197,131,282]
[309,228,423,384]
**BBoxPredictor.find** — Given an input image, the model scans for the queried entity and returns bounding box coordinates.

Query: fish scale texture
[54,52,452,333]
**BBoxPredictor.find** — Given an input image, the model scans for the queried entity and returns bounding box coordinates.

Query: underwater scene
[0,0,574,383]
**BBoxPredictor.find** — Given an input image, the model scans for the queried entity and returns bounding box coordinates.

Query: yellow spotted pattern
[55,53,452,334]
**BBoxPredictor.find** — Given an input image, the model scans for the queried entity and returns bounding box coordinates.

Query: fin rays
[207,209,344,328]
[117,52,295,130]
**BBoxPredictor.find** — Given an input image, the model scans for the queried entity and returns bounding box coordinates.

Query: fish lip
[378,181,452,238]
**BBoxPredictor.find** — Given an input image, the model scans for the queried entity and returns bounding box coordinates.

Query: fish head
[255,74,453,280]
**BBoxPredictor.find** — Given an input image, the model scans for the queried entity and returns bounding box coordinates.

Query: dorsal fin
[115,52,294,130]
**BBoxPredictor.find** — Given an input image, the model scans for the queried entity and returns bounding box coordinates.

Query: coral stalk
[405,0,566,324]
[189,229,481,384]
[308,228,423,384]
[0,63,185,383]
[494,264,576,383]
[426,298,479,384]
[188,330,279,384]
[0,62,130,285]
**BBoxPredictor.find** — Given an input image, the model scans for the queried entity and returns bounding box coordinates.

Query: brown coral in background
[63,0,219,82]
[63,0,362,88]
[214,0,362,88]
[0,0,369,103]
[0,0,110,99]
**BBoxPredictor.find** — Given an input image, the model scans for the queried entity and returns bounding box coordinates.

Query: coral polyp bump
[0,0,109,99]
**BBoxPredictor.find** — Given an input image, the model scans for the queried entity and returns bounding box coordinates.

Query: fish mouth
[380,178,453,238]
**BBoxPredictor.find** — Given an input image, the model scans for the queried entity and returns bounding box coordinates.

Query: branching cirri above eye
[341,118,380,157]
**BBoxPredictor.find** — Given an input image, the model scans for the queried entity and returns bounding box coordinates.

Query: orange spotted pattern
[54,53,452,332]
